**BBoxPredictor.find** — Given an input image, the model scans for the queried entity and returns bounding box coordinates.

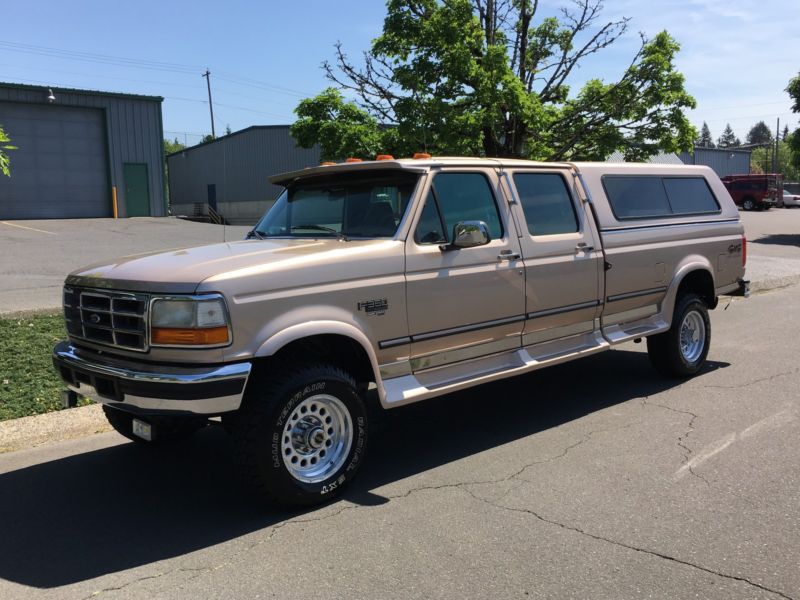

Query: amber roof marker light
[320,161,336,166]
[375,154,394,161]
[412,152,432,159]
[345,157,363,163]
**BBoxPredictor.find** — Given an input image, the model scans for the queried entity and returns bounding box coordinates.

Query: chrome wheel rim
[680,310,706,363]
[281,394,353,484]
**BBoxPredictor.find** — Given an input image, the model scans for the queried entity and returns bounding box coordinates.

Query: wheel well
[256,334,375,386]
[677,269,716,309]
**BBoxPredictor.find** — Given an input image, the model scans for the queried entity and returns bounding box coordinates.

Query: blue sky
[2,0,798,147]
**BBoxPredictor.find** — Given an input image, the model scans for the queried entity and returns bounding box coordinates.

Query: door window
[415,172,503,244]
[513,173,578,236]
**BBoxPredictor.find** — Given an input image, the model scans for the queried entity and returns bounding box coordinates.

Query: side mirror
[446,221,491,250]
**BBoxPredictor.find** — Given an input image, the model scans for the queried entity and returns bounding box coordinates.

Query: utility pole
[202,69,216,139]
[774,118,780,174]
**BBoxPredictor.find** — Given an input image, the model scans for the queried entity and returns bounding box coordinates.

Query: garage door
[0,102,110,219]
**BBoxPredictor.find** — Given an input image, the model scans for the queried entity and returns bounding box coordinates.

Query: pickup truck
[53,157,748,506]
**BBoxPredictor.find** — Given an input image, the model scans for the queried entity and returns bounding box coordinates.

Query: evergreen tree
[746,121,773,145]
[697,122,715,148]
[782,124,789,141]
[717,124,740,148]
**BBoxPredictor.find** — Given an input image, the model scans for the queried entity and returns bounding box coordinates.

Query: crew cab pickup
[53,158,748,506]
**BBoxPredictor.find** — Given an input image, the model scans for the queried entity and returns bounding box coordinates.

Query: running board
[381,331,610,408]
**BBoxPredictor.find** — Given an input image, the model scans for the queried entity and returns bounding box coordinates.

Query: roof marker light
[345,158,363,163]
[375,154,394,161]
[413,152,431,159]
[320,161,336,166]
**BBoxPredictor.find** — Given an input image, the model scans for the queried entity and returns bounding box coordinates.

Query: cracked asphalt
[1,283,798,599]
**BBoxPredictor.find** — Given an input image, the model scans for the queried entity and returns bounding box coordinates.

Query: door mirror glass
[450,221,491,248]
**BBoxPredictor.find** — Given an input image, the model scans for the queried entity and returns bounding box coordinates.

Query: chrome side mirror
[447,221,491,249]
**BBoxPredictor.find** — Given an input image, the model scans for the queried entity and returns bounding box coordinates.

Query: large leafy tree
[787,73,800,173]
[0,125,15,177]
[746,121,773,146]
[292,0,697,161]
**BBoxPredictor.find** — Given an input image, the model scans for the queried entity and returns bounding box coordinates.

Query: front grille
[64,287,149,351]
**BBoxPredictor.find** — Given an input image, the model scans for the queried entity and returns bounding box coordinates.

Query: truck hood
[66,238,400,294]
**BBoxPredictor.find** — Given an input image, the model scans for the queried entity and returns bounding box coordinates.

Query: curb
[0,404,112,454]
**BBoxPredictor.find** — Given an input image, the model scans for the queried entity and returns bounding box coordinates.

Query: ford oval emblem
[89,313,101,324]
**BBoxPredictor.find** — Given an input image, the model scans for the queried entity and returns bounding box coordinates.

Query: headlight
[150,295,231,347]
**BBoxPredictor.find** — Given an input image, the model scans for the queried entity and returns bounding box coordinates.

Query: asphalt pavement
[0,283,798,599]
[0,218,250,314]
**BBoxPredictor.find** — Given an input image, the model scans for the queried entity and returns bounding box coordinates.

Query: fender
[254,319,387,403]
[660,255,716,322]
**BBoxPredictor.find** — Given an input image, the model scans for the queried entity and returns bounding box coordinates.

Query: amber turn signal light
[151,326,229,346]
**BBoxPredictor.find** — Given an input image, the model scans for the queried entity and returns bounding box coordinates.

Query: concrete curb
[0,404,112,454]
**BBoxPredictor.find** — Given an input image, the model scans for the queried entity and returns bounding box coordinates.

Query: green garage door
[0,102,110,219]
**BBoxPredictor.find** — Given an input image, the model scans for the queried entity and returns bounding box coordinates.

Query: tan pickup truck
[53,157,748,506]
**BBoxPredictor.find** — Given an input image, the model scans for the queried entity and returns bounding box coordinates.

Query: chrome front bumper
[52,341,251,415]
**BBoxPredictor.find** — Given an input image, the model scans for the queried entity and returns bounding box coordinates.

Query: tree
[750,141,799,180]
[746,121,773,145]
[787,73,800,173]
[291,88,384,160]
[163,138,186,155]
[697,122,715,148]
[717,123,740,148]
[201,134,215,144]
[294,0,697,161]
[0,125,16,177]
[782,124,789,141]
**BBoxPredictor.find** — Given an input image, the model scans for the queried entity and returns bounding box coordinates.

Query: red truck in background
[720,174,783,211]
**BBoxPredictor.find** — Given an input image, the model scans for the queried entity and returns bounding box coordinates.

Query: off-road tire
[231,362,368,507]
[647,293,711,378]
[102,405,205,444]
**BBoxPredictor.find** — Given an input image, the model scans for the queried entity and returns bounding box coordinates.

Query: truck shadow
[0,349,728,588]
[751,233,800,247]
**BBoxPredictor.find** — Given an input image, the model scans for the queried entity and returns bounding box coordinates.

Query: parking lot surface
[0,218,250,314]
[0,283,798,599]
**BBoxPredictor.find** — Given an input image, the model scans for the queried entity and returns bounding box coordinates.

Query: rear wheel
[742,198,755,211]
[231,362,368,507]
[102,405,205,444]
[647,293,711,378]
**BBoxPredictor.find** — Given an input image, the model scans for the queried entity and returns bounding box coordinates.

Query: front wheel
[231,363,368,507]
[647,294,711,378]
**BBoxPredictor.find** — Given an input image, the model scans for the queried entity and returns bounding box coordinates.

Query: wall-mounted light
[47,88,56,103]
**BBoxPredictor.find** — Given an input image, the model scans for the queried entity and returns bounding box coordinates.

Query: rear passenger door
[506,169,603,347]
[404,169,526,370]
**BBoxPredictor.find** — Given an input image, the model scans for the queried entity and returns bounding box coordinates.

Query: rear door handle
[498,250,521,261]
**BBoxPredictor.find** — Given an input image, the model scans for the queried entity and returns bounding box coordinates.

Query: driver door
[404,169,526,371]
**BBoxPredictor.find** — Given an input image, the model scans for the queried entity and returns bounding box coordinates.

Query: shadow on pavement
[0,349,728,588]
[751,233,800,247]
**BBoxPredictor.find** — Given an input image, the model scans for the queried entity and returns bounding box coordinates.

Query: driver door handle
[575,242,594,253]
[498,250,521,261]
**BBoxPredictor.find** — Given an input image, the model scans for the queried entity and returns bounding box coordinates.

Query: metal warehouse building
[678,147,751,178]
[167,126,320,225]
[0,82,165,219]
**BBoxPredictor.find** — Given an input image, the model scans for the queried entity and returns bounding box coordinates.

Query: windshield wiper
[246,229,267,240]
[290,225,349,241]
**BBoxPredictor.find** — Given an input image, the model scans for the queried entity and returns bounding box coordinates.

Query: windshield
[252,171,420,240]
